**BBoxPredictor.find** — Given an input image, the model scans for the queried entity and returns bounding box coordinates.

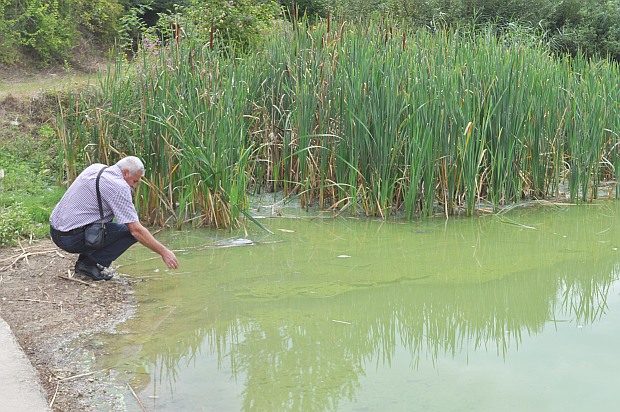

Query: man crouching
[50,156,179,280]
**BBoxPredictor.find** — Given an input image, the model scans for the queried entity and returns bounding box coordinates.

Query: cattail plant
[57,18,620,228]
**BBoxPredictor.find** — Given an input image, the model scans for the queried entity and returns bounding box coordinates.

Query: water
[90,202,620,411]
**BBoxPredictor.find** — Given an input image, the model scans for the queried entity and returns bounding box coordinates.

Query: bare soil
[0,238,137,411]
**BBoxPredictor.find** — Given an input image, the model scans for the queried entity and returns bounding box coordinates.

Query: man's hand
[127,221,180,270]
[161,248,179,269]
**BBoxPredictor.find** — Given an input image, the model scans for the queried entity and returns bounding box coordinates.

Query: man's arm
[126,221,179,269]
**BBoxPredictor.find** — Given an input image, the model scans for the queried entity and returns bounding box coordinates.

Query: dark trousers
[50,222,138,268]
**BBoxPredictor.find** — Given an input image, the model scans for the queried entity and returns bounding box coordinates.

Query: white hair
[116,156,145,176]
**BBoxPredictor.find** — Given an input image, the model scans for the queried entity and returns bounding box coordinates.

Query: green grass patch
[0,125,65,245]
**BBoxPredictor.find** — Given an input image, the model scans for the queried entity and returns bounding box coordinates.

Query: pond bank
[0,238,137,412]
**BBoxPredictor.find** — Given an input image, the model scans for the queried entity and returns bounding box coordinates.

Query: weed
[0,203,32,245]
[0,120,65,244]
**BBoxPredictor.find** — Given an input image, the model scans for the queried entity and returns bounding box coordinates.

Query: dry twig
[49,368,110,408]
[49,383,60,408]
[128,383,148,412]
[59,369,106,382]
[58,275,94,287]
[0,249,62,271]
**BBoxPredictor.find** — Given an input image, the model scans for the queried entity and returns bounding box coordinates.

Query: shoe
[75,261,113,281]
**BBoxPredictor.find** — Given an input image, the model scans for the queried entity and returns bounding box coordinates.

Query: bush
[154,0,283,52]
[0,133,59,194]
[279,0,328,22]
[325,0,620,62]
[0,0,18,63]
[0,0,123,65]
[0,141,65,244]
[0,192,61,245]
[550,0,620,60]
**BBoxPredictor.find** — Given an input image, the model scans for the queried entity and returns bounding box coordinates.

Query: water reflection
[93,203,620,411]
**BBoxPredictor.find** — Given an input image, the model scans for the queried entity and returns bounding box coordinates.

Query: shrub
[155,0,283,52]
[0,0,123,65]
[278,0,328,22]
[550,0,620,60]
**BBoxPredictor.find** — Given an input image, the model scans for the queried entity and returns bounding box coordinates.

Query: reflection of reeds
[560,266,615,325]
[126,262,617,410]
[99,210,620,410]
[58,20,620,227]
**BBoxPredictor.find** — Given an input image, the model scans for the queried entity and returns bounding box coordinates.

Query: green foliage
[0,123,61,189]
[155,0,283,52]
[278,0,329,21]
[18,0,76,63]
[0,203,32,246]
[0,0,122,65]
[120,0,187,13]
[551,0,620,60]
[458,0,560,25]
[0,159,46,194]
[325,0,620,62]
[328,0,390,21]
[73,0,123,41]
[3,0,620,66]
[0,120,65,244]
[328,0,561,24]
[0,190,64,245]
[119,2,153,52]
[0,0,19,63]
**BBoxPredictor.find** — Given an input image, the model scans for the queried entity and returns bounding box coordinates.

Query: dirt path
[0,62,103,99]
[0,239,136,411]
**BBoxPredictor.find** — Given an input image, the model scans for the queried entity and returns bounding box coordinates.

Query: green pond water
[88,201,620,411]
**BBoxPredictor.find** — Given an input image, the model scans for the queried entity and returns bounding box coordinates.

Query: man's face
[123,169,143,190]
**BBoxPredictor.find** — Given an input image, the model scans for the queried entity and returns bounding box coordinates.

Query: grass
[0,121,65,245]
[0,70,98,100]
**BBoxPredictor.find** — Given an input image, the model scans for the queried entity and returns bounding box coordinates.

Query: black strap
[95,167,107,223]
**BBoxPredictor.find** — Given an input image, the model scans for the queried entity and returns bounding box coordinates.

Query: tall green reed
[58,34,256,227]
[57,18,620,227]
[249,19,620,219]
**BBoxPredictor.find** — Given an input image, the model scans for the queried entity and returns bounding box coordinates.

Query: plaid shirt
[50,164,139,232]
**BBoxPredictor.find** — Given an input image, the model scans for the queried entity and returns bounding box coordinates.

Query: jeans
[50,222,138,267]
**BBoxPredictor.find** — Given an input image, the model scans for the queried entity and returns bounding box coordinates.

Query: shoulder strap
[95,167,107,223]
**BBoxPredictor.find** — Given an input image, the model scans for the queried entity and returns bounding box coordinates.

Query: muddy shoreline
[0,238,138,411]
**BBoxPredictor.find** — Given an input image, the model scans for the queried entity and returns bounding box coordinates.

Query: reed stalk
[57,19,620,227]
